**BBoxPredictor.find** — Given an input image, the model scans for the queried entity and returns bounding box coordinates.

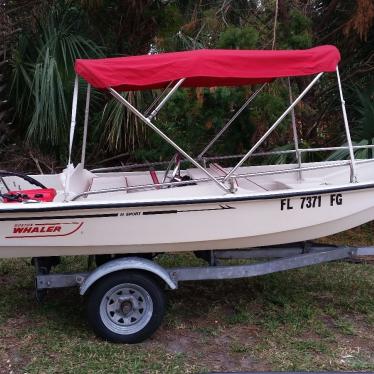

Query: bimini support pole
[109,87,230,193]
[81,84,91,167]
[198,83,267,159]
[144,81,174,117]
[147,79,185,121]
[68,75,79,166]
[224,72,323,182]
[288,78,302,180]
[64,75,79,200]
[336,66,357,183]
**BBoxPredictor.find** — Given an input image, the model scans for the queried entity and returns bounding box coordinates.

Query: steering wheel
[0,171,48,202]
[0,171,47,189]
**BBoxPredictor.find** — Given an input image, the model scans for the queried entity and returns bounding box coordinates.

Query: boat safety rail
[72,159,374,201]
[90,144,374,173]
[72,178,203,200]
[204,144,374,163]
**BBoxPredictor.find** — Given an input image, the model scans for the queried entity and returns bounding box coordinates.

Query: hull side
[1,186,374,258]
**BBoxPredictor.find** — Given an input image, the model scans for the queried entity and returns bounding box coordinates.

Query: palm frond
[353,87,374,141]
[27,50,67,146]
[326,139,374,161]
[265,144,296,164]
[9,2,104,153]
[98,92,149,153]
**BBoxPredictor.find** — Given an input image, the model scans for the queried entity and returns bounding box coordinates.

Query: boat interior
[1,158,374,203]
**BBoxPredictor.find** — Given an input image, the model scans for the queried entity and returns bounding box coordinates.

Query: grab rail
[90,144,374,173]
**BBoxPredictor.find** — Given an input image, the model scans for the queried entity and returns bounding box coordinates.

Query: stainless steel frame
[144,81,174,117]
[224,73,324,182]
[81,84,91,167]
[147,78,185,121]
[198,83,267,158]
[336,66,357,182]
[68,75,79,166]
[162,153,178,183]
[90,144,374,174]
[67,65,360,197]
[65,74,80,199]
[109,87,231,193]
[288,78,302,180]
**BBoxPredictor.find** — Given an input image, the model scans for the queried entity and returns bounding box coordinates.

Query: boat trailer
[34,243,374,343]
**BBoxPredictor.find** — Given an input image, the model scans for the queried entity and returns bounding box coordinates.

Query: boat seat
[61,163,95,194]
[125,171,163,192]
[274,179,328,190]
[78,175,129,200]
[89,175,128,192]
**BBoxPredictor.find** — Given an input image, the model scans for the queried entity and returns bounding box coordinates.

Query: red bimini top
[75,45,340,91]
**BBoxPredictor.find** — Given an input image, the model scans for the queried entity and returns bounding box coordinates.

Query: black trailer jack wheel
[85,271,165,344]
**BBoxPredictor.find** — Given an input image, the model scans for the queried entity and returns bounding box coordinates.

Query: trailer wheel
[86,271,165,343]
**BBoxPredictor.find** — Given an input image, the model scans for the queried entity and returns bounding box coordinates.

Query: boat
[1,45,373,259]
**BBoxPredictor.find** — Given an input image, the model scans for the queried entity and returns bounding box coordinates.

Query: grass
[0,224,373,373]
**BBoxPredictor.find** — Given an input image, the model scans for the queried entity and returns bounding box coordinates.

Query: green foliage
[147,87,257,159]
[27,50,68,146]
[4,0,372,165]
[266,144,296,165]
[328,83,374,160]
[218,26,259,49]
[252,91,287,124]
[288,34,312,49]
[278,9,313,49]
[97,92,149,153]
[290,9,312,33]
[327,139,374,161]
[9,1,103,158]
[156,4,184,38]
[353,85,374,141]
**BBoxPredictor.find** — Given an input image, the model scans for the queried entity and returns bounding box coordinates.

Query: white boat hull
[1,182,374,258]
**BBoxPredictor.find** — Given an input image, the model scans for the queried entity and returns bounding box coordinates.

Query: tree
[0,1,15,147]
[2,0,373,165]
[9,1,103,158]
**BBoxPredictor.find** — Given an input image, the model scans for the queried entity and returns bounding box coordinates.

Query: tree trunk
[0,8,14,146]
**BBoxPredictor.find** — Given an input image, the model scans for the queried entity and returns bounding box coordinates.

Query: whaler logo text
[6,222,84,239]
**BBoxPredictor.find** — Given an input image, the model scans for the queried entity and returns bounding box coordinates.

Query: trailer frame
[31,242,374,343]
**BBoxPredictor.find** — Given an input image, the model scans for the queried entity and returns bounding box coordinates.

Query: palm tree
[9,1,103,158]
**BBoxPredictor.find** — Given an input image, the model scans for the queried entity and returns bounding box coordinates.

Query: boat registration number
[280,193,342,210]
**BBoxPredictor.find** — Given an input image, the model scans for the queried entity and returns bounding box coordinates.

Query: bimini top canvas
[75,45,340,91]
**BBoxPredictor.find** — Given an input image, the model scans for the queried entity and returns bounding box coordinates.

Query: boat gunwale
[1,181,374,215]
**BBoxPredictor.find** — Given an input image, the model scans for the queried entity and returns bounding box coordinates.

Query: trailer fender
[80,257,177,295]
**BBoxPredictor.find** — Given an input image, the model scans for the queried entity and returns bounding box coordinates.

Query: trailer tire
[86,271,165,343]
